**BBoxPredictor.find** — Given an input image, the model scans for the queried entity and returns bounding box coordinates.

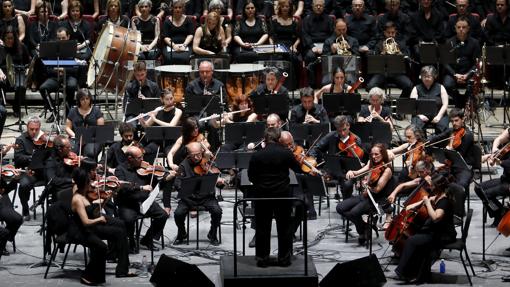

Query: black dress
[161,16,194,64]
[66,106,104,159]
[133,15,160,60]
[198,25,223,54]
[233,17,267,63]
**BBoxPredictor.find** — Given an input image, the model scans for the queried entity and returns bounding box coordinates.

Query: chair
[186,205,222,249]
[134,216,165,253]
[440,208,475,286]
[44,232,88,279]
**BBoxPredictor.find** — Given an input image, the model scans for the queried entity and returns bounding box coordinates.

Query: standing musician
[290,87,329,124]
[442,16,480,109]
[250,67,289,98]
[124,61,161,126]
[14,116,48,220]
[172,142,224,246]
[394,176,456,284]
[314,66,352,104]
[475,128,510,226]
[357,87,393,128]
[338,143,394,245]
[65,89,104,160]
[248,127,302,267]
[428,108,474,192]
[185,60,226,98]
[70,167,137,286]
[114,146,172,252]
[387,125,427,183]
[309,115,365,199]
[410,65,450,135]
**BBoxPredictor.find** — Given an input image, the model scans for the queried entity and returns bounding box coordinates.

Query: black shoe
[140,236,159,251]
[173,232,187,245]
[307,213,317,220]
[46,115,54,123]
[249,235,256,248]
[23,215,31,222]
[116,272,138,278]
[278,259,292,267]
[207,230,220,246]
[256,259,269,268]
[358,237,366,246]
[2,249,9,256]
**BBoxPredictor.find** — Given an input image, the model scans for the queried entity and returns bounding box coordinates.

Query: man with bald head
[185,60,226,97]
[45,135,76,198]
[115,146,172,253]
[345,0,377,53]
[173,142,223,246]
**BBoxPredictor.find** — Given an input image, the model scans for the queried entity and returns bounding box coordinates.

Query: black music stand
[320,55,360,86]
[224,122,266,147]
[322,93,362,116]
[297,174,327,215]
[396,98,437,116]
[145,126,182,150]
[289,123,330,146]
[125,98,161,115]
[351,122,392,146]
[177,174,219,199]
[367,55,406,76]
[252,94,289,119]
[486,46,510,126]
[75,125,115,145]
[419,43,457,68]
[216,152,253,202]
[185,96,221,116]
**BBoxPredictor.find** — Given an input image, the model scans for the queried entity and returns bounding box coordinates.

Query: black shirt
[309,131,363,159]
[345,13,377,48]
[250,83,289,98]
[359,105,391,122]
[114,162,157,208]
[445,13,482,39]
[66,106,103,130]
[101,141,131,169]
[269,17,300,49]
[124,78,161,104]
[421,197,456,242]
[233,17,268,45]
[27,20,58,52]
[162,16,194,44]
[290,103,330,124]
[133,15,158,45]
[409,8,445,44]
[45,150,74,192]
[415,82,444,111]
[174,158,217,205]
[375,11,411,43]
[14,132,36,169]
[301,13,335,50]
[248,142,301,195]
[484,12,510,45]
[185,77,226,97]
[323,34,359,56]
[428,127,474,166]
[443,36,480,76]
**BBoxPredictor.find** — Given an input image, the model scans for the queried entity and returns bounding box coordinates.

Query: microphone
[449,41,464,52]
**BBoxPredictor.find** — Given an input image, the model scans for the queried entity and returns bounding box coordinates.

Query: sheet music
[140,185,160,215]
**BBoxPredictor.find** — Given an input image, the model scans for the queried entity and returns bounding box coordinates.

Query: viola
[193,158,220,176]
[338,133,364,161]
[448,127,465,149]
[137,161,172,177]
[407,142,425,179]
[292,145,320,175]
[494,142,510,161]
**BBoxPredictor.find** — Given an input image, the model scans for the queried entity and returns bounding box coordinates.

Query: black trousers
[366,74,413,98]
[174,198,222,234]
[0,195,22,242]
[17,174,40,216]
[411,115,449,135]
[474,178,509,218]
[254,192,293,263]
[453,168,473,193]
[443,75,468,109]
[395,233,437,281]
[80,231,107,284]
[39,76,78,116]
[118,202,168,244]
[0,104,5,139]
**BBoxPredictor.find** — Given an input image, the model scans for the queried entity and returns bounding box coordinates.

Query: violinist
[428,108,474,192]
[0,163,23,257]
[475,128,510,226]
[394,175,456,284]
[338,143,394,246]
[173,142,224,246]
[70,167,137,285]
[65,89,105,160]
[45,135,78,199]
[100,123,138,174]
[387,125,426,182]
[14,116,48,220]
[290,87,329,125]
[410,65,450,135]
[115,146,171,253]
[309,115,365,199]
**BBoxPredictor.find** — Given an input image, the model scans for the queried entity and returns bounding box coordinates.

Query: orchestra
[1,1,510,285]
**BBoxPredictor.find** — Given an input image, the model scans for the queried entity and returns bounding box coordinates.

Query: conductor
[248,127,302,267]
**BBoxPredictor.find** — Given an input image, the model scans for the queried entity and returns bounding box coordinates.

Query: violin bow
[78,135,83,167]
[205,148,222,174]
[148,146,160,187]
[304,133,323,157]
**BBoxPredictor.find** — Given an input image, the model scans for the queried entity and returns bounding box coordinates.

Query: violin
[193,158,220,176]
[448,127,465,149]
[407,142,425,179]
[0,164,31,178]
[292,145,321,175]
[137,161,172,177]
[338,133,364,161]
[368,162,384,185]
[64,152,82,166]
[33,132,54,148]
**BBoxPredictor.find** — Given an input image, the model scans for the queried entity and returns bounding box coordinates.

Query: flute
[198,109,250,122]
[126,106,164,123]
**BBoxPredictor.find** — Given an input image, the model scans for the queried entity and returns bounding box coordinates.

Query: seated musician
[124,61,161,126]
[250,67,289,98]
[482,0,510,47]
[100,123,137,174]
[38,26,80,122]
[161,0,194,65]
[442,17,481,109]
[444,0,482,39]
[290,87,329,124]
[70,167,137,286]
[131,0,161,60]
[309,115,365,199]
[357,87,393,129]
[387,125,426,183]
[366,21,413,99]
[0,26,30,118]
[96,0,130,33]
[245,113,283,151]
[192,11,226,56]
[394,175,456,284]
[339,143,394,245]
[410,65,449,135]
[172,142,223,245]
[65,89,105,160]
[323,18,359,57]
[301,0,334,88]
[0,152,23,256]
[220,94,258,124]
[375,0,411,44]
[14,116,48,220]
[344,0,377,54]
[314,66,352,104]
[45,135,79,199]
[208,0,233,48]
[59,1,93,64]
[428,108,474,192]
[115,146,172,252]
[408,0,445,55]
[232,0,269,63]
[185,60,226,97]
[475,127,510,226]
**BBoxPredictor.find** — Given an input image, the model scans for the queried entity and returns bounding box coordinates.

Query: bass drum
[87,23,141,95]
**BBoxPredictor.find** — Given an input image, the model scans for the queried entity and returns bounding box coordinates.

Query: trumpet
[335,35,352,55]
[382,37,401,55]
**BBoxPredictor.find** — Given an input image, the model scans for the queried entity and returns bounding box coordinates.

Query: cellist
[394,174,456,284]
[309,115,366,199]
[387,125,427,183]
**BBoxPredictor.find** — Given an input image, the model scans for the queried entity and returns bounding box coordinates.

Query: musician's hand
[217,178,225,186]
[164,207,171,215]
[97,216,107,224]
[423,196,430,205]
[170,163,179,171]
[387,193,396,204]
[304,114,319,124]
[246,142,255,150]
[346,170,355,179]
[0,70,6,81]
[431,115,441,124]
[165,170,177,181]
[387,150,395,160]
[142,45,150,52]
[418,114,429,122]
[371,111,381,121]
[242,42,252,49]
[291,45,298,53]
[108,167,115,175]
[138,94,146,99]
[359,45,369,53]
[141,185,152,192]
[481,18,487,28]
[362,190,368,197]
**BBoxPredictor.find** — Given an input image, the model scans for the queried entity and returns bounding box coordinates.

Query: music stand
[297,174,328,215]
[322,93,361,116]
[320,55,361,86]
[252,94,289,119]
[418,43,457,66]
[367,55,406,76]
[224,122,265,147]
[185,96,221,116]
[429,147,470,171]
[486,46,510,126]
[351,122,392,146]
[289,123,330,145]
[75,125,115,145]
[145,126,182,150]
[177,174,219,199]
[396,98,437,116]
[216,152,254,202]
[125,98,161,116]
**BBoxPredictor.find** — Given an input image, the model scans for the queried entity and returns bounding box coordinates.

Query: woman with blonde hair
[193,11,225,55]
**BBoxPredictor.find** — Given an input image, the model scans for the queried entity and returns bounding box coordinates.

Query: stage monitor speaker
[150,254,215,287]
[319,254,386,287]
